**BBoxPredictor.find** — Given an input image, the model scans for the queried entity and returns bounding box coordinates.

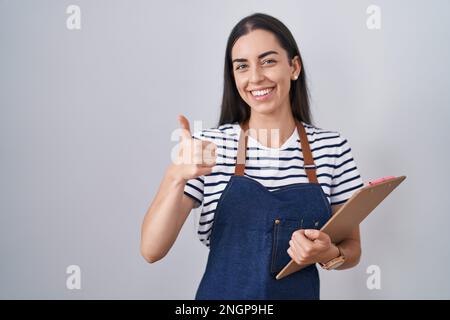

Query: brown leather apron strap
[235,120,249,176]
[235,119,318,184]
[296,120,318,184]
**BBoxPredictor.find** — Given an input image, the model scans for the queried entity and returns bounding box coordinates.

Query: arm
[140,164,196,263]
[320,203,362,270]
[140,115,217,263]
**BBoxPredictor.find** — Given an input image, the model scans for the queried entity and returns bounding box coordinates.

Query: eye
[236,64,247,70]
[263,59,276,65]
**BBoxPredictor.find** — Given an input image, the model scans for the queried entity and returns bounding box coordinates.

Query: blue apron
[195,120,332,300]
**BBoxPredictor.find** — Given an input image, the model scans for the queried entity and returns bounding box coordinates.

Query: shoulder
[302,122,346,145]
[302,122,359,160]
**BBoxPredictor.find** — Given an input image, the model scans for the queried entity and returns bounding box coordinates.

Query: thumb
[304,229,320,240]
[178,114,192,141]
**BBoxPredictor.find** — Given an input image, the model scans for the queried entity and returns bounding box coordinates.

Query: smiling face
[231,29,301,116]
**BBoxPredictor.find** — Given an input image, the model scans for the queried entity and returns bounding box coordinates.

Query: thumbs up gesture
[172,115,218,181]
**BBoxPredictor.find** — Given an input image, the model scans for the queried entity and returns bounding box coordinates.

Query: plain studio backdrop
[1,0,449,299]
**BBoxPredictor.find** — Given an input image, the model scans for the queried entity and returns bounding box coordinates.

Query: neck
[247,103,297,149]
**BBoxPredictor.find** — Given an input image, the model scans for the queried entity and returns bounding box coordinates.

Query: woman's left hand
[287,229,336,265]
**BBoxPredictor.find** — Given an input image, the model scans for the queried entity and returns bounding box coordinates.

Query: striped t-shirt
[183,121,364,247]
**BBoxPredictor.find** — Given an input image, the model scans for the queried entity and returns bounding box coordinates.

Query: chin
[248,102,278,115]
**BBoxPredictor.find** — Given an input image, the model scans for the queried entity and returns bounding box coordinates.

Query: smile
[250,87,275,101]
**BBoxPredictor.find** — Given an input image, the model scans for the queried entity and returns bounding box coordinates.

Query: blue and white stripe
[183,122,364,247]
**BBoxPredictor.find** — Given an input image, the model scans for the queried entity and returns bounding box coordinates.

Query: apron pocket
[270,216,323,274]
[270,218,303,274]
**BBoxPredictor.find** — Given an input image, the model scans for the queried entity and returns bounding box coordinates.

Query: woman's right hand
[170,115,217,182]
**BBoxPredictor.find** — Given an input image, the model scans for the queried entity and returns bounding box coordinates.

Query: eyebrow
[231,50,279,64]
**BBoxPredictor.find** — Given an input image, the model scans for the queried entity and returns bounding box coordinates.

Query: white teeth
[251,87,274,96]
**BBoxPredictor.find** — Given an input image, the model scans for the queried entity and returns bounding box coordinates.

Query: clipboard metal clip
[368,176,397,186]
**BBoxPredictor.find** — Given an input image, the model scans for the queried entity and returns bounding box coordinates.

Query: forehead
[231,29,283,59]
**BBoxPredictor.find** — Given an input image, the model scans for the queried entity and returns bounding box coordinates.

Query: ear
[291,55,302,77]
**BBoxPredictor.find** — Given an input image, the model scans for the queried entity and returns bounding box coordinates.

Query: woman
[141,13,364,300]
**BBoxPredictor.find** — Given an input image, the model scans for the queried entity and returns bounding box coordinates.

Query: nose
[249,65,265,83]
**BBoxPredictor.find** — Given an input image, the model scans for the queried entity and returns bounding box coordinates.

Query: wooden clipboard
[275,175,407,280]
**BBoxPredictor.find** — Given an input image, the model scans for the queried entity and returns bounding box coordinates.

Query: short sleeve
[182,130,205,209]
[330,134,364,206]
[183,177,204,208]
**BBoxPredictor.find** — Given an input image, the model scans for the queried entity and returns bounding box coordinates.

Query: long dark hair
[218,13,313,127]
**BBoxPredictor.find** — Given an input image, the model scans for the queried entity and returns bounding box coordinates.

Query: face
[231,29,301,116]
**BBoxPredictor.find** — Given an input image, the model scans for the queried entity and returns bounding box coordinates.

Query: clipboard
[275,175,407,280]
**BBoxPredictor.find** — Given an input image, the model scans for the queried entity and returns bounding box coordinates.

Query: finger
[200,152,217,167]
[192,153,203,165]
[294,230,313,252]
[192,139,204,162]
[304,229,321,241]
[202,141,217,153]
[178,114,192,141]
[196,165,214,176]
[202,142,218,166]
[305,230,330,248]
[293,229,311,243]
[289,239,301,257]
[201,158,217,167]
[287,247,299,264]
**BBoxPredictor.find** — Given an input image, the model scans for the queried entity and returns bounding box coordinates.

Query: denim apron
[195,120,332,300]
